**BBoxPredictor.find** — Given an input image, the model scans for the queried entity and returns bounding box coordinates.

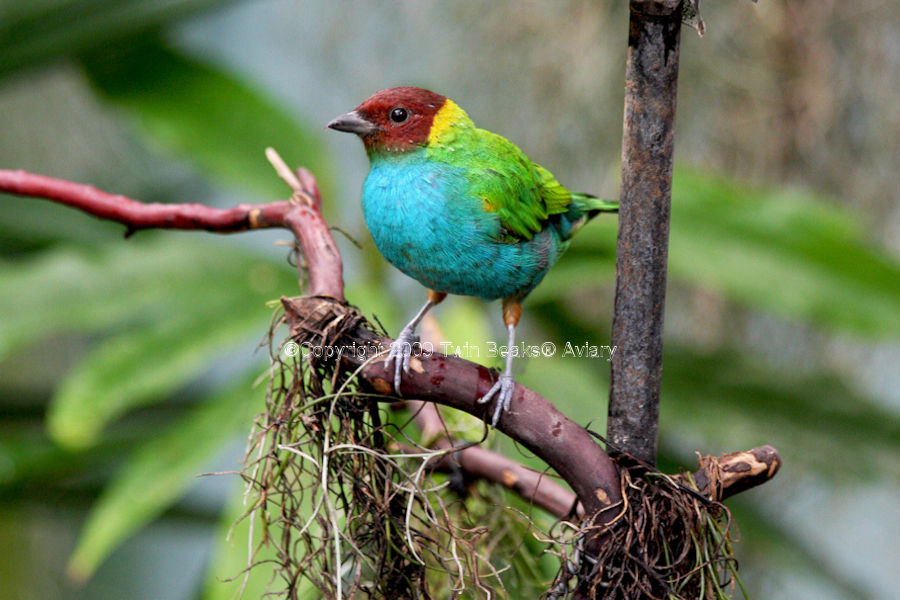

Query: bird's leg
[479,299,522,426]
[386,289,447,394]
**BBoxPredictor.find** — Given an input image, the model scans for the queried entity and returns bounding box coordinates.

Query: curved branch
[423,440,782,519]
[283,295,623,516]
[0,169,293,233]
[1,164,780,519]
[406,393,582,519]
[0,165,343,299]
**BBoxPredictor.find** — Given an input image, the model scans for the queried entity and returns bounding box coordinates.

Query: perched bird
[328,87,616,426]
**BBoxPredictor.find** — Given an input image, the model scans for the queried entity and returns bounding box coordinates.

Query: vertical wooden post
[608,1,683,465]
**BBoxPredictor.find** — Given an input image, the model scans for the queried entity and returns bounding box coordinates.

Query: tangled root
[238,297,743,600]
[553,454,744,600]
[239,298,559,599]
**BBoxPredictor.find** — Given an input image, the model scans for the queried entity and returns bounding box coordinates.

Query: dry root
[239,299,564,599]
[237,298,748,600]
[556,455,744,600]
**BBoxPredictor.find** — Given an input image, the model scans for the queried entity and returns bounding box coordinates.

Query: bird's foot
[384,326,419,394]
[478,372,515,427]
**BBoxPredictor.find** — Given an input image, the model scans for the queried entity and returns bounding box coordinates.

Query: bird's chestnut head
[328,87,449,154]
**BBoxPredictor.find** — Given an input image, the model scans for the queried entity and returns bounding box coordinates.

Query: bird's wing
[467,130,573,244]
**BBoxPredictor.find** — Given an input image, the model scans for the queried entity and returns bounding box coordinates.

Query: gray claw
[478,373,515,426]
[385,327,418,394]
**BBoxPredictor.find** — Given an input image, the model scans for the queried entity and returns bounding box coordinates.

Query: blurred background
[1,1,898,598]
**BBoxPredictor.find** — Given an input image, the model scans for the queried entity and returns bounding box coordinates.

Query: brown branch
[682,445,782,502]
[283,293,624,517]
[427,438,582,519]
[1,161,780,522]
[0,161,343,299]
[405,397,580,519]
[418,435,781,521]
[0,169,293,233]
[424,442,782,520]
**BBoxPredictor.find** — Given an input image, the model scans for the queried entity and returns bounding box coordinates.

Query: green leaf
[669,170,900,337]
[0,237,294,360]
[79,35,334,200]
[569,170,900,338]
[47,306,260,448]
[0,245,163,358]
[0,0,228,78]
[660,344,900,480]
[0,427,140,492]
[0,233,295,448]
[66,374,263,582]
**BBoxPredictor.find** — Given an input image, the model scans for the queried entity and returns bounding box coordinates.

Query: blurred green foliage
[0,1,898,600]
[80,35,332,199]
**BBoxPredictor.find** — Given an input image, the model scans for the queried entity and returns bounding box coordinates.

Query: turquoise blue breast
[361,154,566,300]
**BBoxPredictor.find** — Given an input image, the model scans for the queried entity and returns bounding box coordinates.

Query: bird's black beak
[327,110,379,136]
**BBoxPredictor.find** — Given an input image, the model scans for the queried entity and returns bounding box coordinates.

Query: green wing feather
[465,129,616,243]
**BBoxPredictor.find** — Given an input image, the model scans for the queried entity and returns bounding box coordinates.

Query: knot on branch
[281,296,373,353]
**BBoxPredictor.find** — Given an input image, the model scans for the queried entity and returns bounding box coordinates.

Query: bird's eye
[389,107,409,123]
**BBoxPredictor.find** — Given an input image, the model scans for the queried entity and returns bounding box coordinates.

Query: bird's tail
[576,193,619,217]
[554,193,618,240]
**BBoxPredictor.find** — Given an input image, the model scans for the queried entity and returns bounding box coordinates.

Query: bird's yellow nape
[427,99,469,147]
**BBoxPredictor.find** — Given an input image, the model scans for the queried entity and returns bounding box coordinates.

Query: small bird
[328,87,616,426]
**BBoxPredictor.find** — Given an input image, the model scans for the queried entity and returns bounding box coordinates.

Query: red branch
[0,166,623,514]
[0,168,343,299]
[1,166,780,520]
[406,398,581,519]
[0,169,291,232]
